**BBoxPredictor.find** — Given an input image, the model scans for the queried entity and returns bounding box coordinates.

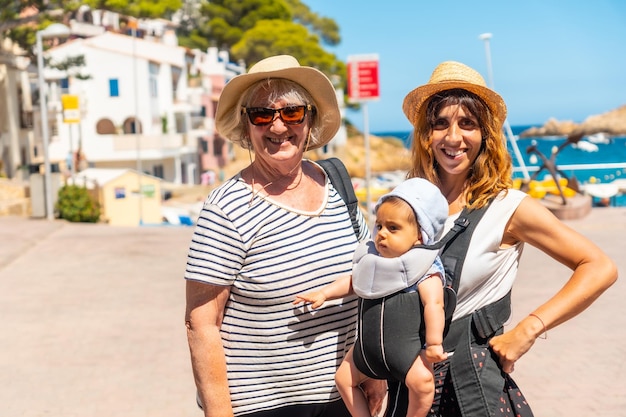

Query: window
[96,118,116,134]
[153,164,164,179]
[123,117,142,134]
[199,138,208,153]
[171,66,181,100]
[149,62,159,98]
[214,135,226,156]
[109,79,119,97]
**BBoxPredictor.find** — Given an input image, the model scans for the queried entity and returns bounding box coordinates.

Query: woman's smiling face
[430,104,482,177]
[247,91,310,170]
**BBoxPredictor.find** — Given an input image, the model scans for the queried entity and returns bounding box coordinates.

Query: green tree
[177,0,291,51]
[231,19,343,77]
[176,0,345,88]
[182,0,340,51]
[285,0,340,46]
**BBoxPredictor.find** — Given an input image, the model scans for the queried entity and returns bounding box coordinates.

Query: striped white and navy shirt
[185,168,369,416]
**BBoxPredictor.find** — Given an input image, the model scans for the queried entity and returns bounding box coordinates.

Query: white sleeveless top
[441,189,528,319]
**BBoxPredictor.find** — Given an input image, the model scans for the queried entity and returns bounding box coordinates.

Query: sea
[373,125,626,207]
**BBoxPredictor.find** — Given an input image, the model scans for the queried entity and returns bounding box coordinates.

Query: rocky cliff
[520,105,626,137]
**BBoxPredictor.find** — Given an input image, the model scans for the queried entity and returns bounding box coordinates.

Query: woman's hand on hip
[489,316,540,373]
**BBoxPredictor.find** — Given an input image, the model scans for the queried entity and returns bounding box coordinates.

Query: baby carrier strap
[409,204,487,323]
[437,200,513,417]
[415,204,492,325]
[445,292,511,417]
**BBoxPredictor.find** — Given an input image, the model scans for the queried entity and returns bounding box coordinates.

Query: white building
[0,37,34,179]
[3,10,346,191]
[39,24,243,185]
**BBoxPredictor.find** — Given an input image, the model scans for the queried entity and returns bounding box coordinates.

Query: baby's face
[374,201,421,258]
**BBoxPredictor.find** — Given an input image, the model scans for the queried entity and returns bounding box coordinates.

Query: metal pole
[479,33,530,180]
[68,123,75,178]
[480,33,495,89]
[363,102,371,225]
[36,31,54,220]
[77,120,83,170]
[132,25,144,225]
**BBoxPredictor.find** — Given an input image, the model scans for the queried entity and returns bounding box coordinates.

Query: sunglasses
[242,105,313,126]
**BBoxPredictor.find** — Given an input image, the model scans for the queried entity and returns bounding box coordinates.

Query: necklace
[249,162,304,206]
[246,130,312,206]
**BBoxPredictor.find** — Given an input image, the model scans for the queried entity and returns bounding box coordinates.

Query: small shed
[72,168,163,226]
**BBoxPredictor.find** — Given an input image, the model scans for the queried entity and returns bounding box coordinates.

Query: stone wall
[0,179,30,216]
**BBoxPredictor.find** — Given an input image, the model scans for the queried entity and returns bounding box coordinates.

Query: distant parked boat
[586,132,611,144]
[571,140,599,152]
[581,182,620,199]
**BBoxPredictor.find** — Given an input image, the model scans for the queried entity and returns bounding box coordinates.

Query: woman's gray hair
[218,78,327,151]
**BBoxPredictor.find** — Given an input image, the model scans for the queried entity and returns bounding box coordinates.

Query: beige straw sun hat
[402,61,507,127]
[215,55,340,150]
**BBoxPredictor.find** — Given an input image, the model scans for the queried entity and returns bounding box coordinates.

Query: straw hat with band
[402,61,507,127]
[215,55,340,150]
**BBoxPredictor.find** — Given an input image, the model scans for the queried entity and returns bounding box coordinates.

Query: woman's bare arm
[185,280,234,417]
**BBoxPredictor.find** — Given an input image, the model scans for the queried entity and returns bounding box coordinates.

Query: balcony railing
[111,131,201,151]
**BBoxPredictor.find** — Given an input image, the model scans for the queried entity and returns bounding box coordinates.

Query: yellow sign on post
[61,94,80,124]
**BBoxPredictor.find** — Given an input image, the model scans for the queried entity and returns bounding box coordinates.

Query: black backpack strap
[317,158,360,238]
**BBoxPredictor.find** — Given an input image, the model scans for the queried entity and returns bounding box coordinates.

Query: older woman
[184,55,384,417]
[385,61,617,417]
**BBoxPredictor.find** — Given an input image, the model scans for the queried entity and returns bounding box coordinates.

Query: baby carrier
[350,204,493,382]
[383,201,514,417]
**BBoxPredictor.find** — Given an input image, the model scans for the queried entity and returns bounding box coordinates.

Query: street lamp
[478,33,494,89]
[36,23,71,220]
[478,32,530,180]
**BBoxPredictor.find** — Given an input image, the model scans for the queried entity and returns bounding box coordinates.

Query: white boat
[571,140,599,152]
[586,132,611,144]
[581,182,619,199]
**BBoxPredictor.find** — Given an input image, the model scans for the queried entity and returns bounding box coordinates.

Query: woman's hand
[489,315,541,373]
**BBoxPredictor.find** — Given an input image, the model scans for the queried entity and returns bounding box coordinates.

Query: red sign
[347,54,380,102]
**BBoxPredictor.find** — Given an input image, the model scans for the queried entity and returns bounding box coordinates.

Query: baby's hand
[293,291,326,309]
[423,344,448,363]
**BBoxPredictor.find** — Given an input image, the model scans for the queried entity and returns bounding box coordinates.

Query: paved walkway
[0,208,624,416]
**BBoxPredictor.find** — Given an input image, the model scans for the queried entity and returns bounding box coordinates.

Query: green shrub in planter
[56,185,101,223]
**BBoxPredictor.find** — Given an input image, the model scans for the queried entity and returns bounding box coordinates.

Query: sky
[306,0,626,133]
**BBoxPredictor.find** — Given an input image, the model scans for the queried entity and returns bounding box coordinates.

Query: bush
[55,185,101,223]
